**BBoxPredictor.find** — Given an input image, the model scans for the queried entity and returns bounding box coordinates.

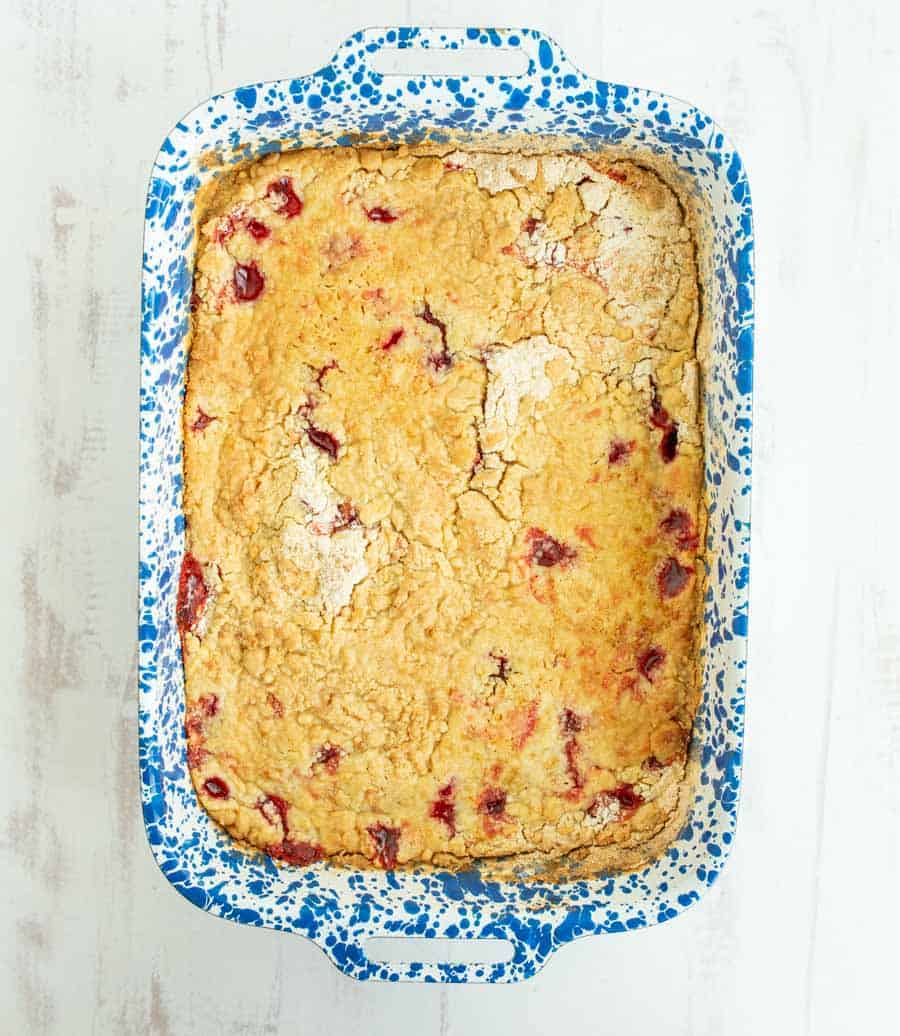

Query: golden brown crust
[181,146,703,873]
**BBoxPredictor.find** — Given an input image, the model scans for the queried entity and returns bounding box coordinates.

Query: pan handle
[320,920,559,984]
[320,26,585,86]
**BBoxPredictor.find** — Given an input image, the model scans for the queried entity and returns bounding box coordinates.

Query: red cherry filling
[267,177,303,218]
[643,756,665,771]
[380,328,404,351]
[315,744,343,775]
[202,777,229,799]
[418,303,452,372]
[246,218,270,241]
[637,646,666,682]
[588,782,644,820]
[608,439,635,465]
[331,501,359,532]
[660,425,678,462]
[176,553,209,635]
[198,693,218,717]
[190,408,216,433]
[214,217,235,244]
[606,168,627,183]
[258,792,324,866]
[650,398,670,429]
[609,783,643,812]
[560,708,584,735]
[522,216,539,236]
[187,744,207,768]
[266,692,284,717]
[650,393,679,462]
[257,794,290,833]
[307,425,339,460]
[658,557,693,599]
[186,693,218,736]
[367,823,401,869]
[489,652,510,682]
[660,508,699,552]
[564,738,584,792]
[365,206,399,223]
[267,840,323,866]
[477,787,507,817]
[525,528,576,568]
[233,261,264,302]
[429,782,457,836]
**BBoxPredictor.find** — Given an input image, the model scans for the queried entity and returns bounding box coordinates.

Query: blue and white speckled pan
[139,26,753,983]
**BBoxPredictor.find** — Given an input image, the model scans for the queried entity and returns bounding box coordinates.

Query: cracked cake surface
[181,145,704,873]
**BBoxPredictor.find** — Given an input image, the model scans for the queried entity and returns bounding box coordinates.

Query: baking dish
[139,26,753,983]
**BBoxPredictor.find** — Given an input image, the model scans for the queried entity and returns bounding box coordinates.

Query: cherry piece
[589,783,644,820]
[198,693,219,717]
[660,508,699,552]
[606,168,627,183]
[522,216,539,236]
[660,425,679,462]
[257,794,290,834]
[560,708,584,734]
[187,744,207,768]
[315,744,343,775]
[429,782,456,836]
[331,501,359,533]
[267,840,323,866]
[267,177,303,218]
[367,824,401,869]
[637,646,667,682]
[307,425,339,460]
[608,439,634,465]
[608,783,643,812]
[650,397,671,430]
[477,787,507,817]
[214,217,235,244]
[176,553,209,635]
[246,218,270,241]
[525,528,576,568]
[190,408,216,433]
[427,350,453,373]
[380,328,404,351]
[365,206,399,223]
[233,261,264,302]
[650,391,679,462]
[658,557,693,599]
[202,777,229,799]
[643,756,665,771]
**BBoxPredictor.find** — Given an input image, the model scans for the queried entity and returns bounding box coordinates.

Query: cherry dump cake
[180,145,703,873]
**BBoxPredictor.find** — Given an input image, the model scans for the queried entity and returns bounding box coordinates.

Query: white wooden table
[3,1,897,1031]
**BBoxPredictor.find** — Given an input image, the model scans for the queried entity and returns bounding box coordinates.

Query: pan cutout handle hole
[368,47,529,78]
[364,936,514,966]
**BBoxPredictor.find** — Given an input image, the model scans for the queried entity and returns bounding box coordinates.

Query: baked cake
[179,145,703,873]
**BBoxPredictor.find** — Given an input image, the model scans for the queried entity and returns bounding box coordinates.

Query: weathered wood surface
[3,1,898,1031]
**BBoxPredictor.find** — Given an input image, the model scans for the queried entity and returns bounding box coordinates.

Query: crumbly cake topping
[181,146,703,872]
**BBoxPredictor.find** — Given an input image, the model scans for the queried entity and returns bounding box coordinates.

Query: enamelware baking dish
[139,26,753,983]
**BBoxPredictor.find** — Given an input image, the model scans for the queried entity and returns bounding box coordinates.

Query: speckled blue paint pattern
[139,27,753,984]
